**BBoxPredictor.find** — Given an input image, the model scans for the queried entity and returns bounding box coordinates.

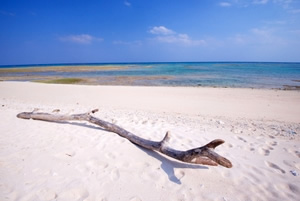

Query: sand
[0,81,299,201]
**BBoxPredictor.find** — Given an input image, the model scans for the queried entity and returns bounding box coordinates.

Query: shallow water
[1,62,300,89]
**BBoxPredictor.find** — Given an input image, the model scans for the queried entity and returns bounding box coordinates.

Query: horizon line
[1,61,300,68]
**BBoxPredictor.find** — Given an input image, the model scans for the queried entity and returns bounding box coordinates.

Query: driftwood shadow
[136,145,208,184]
[40,120,209,184]
[68,122,106,131]
[41,120,107,131]
[44,120,208,184]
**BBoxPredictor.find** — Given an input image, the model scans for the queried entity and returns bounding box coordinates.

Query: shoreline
[1,61,299,69]
[1,78,300,91]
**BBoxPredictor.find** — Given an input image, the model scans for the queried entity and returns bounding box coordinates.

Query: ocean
[1,62,300,89]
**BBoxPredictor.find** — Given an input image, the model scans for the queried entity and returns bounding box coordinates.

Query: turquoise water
[1,62,300,89]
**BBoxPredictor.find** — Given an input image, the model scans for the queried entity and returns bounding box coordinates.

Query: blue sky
[0,0,300,65]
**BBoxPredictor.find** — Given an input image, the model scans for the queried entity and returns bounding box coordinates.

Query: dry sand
[0,81,299,201]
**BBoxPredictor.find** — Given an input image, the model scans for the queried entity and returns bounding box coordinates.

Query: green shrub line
[35,78,84,84]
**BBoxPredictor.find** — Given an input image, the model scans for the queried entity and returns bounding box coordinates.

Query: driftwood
[17,109,232,168]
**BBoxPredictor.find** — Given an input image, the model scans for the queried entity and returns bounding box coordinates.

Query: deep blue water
[1,62,300,88]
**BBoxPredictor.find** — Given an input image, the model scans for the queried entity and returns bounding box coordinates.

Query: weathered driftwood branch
[17,109,232,168]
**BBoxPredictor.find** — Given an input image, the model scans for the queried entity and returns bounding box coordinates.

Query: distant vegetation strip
[35,78,84,84]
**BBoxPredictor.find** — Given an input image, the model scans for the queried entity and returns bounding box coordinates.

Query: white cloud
[59,34,103,44]
[263,20,286,25]
[273,0,294,9]
[290,9,300,14]
[250,27,286,44]
[113,40,142,46]
[289,29,300,35]
[218,0,298,9]
[124,1,131,7]
[253,0,269,4]
[219,2,232,7]
[230,34,248,44]
[251,28,271,37]
[155,34,206,46]
[149,26,175,35]
[228,27,288,46]
[149,26,205,46]
[273,0,292,6]
[0,10,15,16]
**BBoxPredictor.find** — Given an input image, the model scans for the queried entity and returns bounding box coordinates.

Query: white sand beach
[0,81,299,201]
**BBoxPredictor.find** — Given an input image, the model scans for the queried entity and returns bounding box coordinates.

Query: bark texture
[17,109,232,168]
